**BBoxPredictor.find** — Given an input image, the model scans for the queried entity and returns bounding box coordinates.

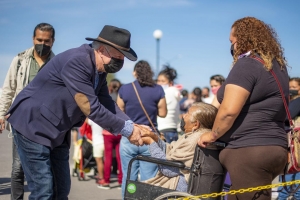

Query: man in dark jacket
[5,25,143,199]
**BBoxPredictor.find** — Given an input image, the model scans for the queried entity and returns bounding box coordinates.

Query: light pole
[153,29,163,76]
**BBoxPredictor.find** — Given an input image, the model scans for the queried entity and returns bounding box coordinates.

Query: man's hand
[134,124,151,131]
[0,118,6,134]
[136,125,158,142]
[136,125,154,138]
[128,125,144,146]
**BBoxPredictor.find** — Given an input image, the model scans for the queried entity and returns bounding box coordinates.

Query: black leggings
[220,146,287,200]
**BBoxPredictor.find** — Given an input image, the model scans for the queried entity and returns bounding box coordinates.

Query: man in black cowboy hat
[5,25,143,199]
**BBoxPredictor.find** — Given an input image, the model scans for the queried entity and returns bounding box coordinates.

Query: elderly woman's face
[182,106,199,133]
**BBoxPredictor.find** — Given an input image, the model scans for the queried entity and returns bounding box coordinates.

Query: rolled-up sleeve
[148,142,180,177]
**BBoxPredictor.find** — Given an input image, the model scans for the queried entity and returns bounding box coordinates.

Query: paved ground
[0,129,282,200]
[0,130,122,200]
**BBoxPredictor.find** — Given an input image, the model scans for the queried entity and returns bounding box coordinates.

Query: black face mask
[289,89,298,97]
[230,43,235,57]
[104,57,124,73]
[35,44,51,57]
[180,117,185,132]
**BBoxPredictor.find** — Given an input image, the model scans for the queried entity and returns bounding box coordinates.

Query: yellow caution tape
[178,179,300,199]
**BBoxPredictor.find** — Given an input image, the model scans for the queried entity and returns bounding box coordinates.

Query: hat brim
[86,37,137,61]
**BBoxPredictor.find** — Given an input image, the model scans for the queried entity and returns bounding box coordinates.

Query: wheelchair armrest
[136,155,186,168]
[126,155,187,181]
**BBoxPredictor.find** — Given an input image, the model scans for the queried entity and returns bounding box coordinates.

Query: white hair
[91,41,101,50]
[91,41,112,54]
[188,102,217,129]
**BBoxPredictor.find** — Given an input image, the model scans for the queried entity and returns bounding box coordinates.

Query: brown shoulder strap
[132,82,159,134]
[251,56,294,128]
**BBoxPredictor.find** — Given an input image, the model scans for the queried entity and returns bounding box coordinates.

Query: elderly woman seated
[138,102,225,193]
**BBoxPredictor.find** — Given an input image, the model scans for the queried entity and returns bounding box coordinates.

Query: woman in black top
[199,17,289,200]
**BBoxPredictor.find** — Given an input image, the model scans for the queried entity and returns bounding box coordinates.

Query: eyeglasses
[104,45,124,60]
[104,46,112,58]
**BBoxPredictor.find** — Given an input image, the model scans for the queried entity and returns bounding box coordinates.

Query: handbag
[270,69,300,174]
[251,56,300,174]
[131,82,166,141]
[268,64,300,196]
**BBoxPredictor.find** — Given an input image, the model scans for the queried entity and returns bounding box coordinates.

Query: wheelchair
[124,142,230,200]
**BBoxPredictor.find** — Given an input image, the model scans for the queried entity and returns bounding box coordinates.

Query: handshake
[128,124,159,146]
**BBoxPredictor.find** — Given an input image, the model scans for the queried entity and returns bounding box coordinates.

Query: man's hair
[92,41,101,50]
[33,23,55,39]
[92,41,113,54]
[231,17,287,70]
[189,102,217,129]
[202,87,210,92]
[290,77,300,87]
[181,89,188,97]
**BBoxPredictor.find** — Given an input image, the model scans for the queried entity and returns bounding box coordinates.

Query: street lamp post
[153,29,163,76]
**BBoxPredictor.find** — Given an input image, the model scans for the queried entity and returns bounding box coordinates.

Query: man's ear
[133,71,137,78]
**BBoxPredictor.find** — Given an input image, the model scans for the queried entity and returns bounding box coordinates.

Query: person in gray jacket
[0,23,55,200]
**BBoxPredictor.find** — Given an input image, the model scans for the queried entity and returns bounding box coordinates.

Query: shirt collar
[238,51,251,59]
[31,50,52,62]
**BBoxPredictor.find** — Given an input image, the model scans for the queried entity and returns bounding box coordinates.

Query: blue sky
[0,0,299,92]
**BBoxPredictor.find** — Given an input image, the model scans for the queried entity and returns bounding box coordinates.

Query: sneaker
[97,179,110,190]
[94,175,100,182]
[117,184,122,190]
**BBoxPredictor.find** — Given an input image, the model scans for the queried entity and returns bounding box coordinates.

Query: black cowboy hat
[86,25,137,61]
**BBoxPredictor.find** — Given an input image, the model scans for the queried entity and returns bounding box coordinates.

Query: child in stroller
[72,120,98,181]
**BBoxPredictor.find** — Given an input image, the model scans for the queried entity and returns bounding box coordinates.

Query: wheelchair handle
[210,141,226,147]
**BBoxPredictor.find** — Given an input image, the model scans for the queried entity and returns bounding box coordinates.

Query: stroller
[72,121,98,181]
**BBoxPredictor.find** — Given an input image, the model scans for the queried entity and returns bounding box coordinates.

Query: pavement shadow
[0,177,29,195]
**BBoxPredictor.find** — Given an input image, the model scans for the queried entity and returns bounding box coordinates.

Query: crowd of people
[0,16,299,200]
[74,61,226,196]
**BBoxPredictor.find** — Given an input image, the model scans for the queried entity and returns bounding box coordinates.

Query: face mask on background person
[230,42,236,57]
[35,44,51,57]
[289,89,299,97]
[211,86,221,95]
[103,57,124,73]
[180,117,185,132]
[160,84,169,90]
